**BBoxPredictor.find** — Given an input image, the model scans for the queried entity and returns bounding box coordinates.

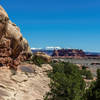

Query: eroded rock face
[0,5,32,69]
[0,64,52,100]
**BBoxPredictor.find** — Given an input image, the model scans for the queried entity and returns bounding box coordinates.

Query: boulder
[33,52,51,63]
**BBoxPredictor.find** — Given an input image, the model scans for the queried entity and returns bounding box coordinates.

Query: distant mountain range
[31,46,61,50]
[31,47,62,56]
[85,52,100,55]
[31,48,100,56]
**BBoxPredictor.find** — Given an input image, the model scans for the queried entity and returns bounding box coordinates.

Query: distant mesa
[31,48,100,59]
[52,49,100,59]
[52,49,85,58]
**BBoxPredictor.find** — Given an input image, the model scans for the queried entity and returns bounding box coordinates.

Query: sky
[0,0,100,52]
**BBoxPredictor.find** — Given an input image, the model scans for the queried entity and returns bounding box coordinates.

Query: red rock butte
[52,49,100,59]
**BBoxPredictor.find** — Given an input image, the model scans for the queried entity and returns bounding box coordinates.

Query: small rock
[11,73,28,83]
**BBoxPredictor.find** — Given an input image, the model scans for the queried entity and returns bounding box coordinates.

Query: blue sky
[0,0,100,52]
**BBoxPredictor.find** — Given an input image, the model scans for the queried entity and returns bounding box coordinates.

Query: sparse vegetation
[80,66,93,80]
[31,55,48,67]
[85,69,100,100]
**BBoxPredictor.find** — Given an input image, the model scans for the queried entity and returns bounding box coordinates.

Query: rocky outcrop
[0,64,52,100]
[33,52,51,63]
[0,5,32,69]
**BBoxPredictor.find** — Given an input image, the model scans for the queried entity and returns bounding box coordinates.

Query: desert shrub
[85,70,93,80]
[44,62,86,100]
[85,69,100,100]
[80,68,93,80]
[31,55,48,67]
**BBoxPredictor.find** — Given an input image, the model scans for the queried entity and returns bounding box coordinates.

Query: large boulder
[0,5,32,69]
[32,52,51,64]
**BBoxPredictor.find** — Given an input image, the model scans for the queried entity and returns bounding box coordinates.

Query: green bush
[80,68,93,80]
[31,55,48,67]
[86,71,93,80]
[85,69,100,100]
[44,62,86,100]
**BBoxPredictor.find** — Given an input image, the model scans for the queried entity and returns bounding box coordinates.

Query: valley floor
[54,58,100,76]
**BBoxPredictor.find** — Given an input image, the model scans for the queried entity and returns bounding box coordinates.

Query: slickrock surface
[0,64,52,100]
[0,5,32,69]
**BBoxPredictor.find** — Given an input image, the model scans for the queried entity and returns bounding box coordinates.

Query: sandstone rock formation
[33,52,51,63]
[0,64,52,100]
[0,5,32,69]
[0,5,52,100]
